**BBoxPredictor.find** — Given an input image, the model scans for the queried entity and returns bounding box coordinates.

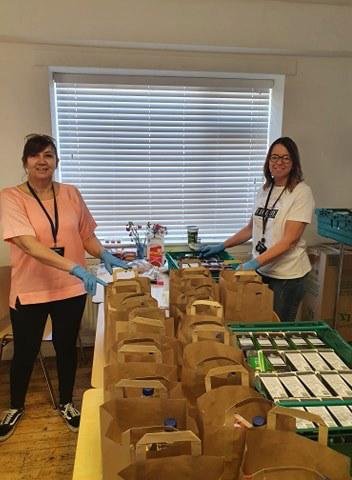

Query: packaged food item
[305,406,338,428]
[254,333,273,349]
[237,334,255,351]
[285,352,313,372]
[259,374,288,400]
[286,333,309,348]
[302,352,331,371]
[320,373,352,397]
[297,373,332,398]
[264,351,290,372]
[279,374,311,398]
[270,333,290,349]
[319,351,350,371]
[304,332,327,348]
[293,407,315,430]
[340,372,352,388]
[328,405,352,427]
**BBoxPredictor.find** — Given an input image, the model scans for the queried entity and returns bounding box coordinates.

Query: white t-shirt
[252,181,315,279]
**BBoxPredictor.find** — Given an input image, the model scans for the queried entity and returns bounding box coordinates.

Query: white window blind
[53,74,271,244]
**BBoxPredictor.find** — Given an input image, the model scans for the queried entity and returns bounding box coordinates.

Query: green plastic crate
[165,249,239,282]
[316,208,352,245]
[227,321,352,366]
[228,321,352,466]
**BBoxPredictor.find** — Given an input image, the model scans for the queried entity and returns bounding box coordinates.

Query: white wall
[1,0,352,265]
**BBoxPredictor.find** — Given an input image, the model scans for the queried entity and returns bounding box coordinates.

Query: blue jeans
[260,274,307,322]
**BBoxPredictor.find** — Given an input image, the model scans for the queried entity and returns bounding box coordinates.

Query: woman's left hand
[100,249,129,274]
[236,258,260,271]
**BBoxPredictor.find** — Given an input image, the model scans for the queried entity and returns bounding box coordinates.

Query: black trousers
[9,294,86,409]
[260,274,307,322]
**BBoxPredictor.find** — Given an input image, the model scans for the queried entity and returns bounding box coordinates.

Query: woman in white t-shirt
[199,137,315,321]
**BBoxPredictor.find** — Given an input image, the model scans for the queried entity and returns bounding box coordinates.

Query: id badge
[51,246,65,257]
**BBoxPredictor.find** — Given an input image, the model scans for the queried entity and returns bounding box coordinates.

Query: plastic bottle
[147,236,164,267]
[142,387,155,397]
[163,417,177,431]
[252,415,266,427]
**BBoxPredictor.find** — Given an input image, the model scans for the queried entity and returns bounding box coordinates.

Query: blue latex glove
[70,265,107,296]
[198,242,225,259]
[100,249,128,274]
[235,258,260,271]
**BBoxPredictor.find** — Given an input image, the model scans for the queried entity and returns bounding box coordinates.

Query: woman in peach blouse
[0,134,126,441]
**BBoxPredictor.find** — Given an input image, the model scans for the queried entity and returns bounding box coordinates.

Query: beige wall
[1,0,352,265]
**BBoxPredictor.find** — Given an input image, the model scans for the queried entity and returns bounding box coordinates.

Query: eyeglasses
[269,154,291,164]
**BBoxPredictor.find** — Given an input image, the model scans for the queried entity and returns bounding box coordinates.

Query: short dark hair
[263,136,303,191]
[22,134,59,168]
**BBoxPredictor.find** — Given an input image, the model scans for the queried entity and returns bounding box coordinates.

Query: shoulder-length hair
[263,136,303,192]
[22,134,59,168]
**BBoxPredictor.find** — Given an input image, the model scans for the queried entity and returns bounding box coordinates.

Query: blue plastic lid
[142,387,155,397]
[164,417,177,429]
[252,415,266,427]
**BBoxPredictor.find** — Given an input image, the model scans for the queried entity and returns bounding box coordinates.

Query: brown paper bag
[111,269,151,294]
[100,397,198,480]
[104,295,158,354]
[116,343,164,364]
[103,362,178,401]
[119,455,232,480]
[242,405,350,480]
[222,281,274,323]
[196,366,294,479]
[120,430,234,480]
[177,299,225,345]
[106,336,175,366]
[113,332,180,366]
[181,341,244,405]
[103,378,184,403]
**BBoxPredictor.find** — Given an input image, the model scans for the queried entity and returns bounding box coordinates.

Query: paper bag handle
[117,336,161,350]
[187,300,223,318]
[267,405,328,446]
[113,379,168,398]
[111,279,142,293]
[117,344,162,363]
[135,430,202,462]
[205,364,249,391]
[112,268,138,281]
[191,324,231,345]
[247,466,328,479]
[129,316,166,334]
[197,356,240,367]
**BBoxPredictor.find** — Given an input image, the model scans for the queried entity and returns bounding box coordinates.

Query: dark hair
[22,134,59,168]
[263,136,303,191]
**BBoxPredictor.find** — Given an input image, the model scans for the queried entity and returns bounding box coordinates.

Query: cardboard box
[301,244,352,340]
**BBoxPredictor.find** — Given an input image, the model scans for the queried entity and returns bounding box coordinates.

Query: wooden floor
[0,348,93,480]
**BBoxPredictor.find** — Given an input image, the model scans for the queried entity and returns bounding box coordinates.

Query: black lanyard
[27,181,59,246]
[261,182,286,239]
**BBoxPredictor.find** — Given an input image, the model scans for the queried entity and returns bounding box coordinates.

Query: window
[52,72,279,244]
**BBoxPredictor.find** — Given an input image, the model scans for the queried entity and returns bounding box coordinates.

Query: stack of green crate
[228,321,352,466]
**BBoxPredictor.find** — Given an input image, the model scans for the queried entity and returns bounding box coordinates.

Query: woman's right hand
[198,242,225,258]
[70,265,107,296]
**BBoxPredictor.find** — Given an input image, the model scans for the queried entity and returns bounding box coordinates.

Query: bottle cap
[252,415,266,427]
[164,417,177,429]
[142,387,154,397]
